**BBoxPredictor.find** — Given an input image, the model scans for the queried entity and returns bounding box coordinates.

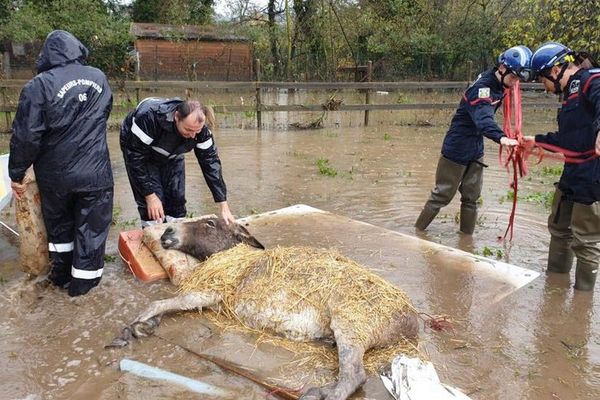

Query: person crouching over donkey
[119,98,236,228]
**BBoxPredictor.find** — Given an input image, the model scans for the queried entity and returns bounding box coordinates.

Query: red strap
[498,81,598,241]
[582,73,600,94]
[498,81,526,241]
[531,142,599,164]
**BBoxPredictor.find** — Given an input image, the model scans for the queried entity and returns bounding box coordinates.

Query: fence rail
[0,79,557,132]
[0,79,550,91]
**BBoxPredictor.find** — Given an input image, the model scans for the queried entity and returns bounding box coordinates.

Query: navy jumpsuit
[535,68,600,289]
[9,30,114,296]
[119,98,227,226]
[416,69,507,233]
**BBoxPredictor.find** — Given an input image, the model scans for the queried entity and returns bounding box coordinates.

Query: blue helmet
[531,42,574,75]
[498,45,533,81]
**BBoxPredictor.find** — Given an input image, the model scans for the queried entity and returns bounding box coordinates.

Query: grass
[396,93,415,104]
[112,206,138,227]
[104,254,117,263]
[481,246,504,259]
[524,191,554,209]
[499,189,554,210]
[316,158,338,177]
[243,110,256,119]
[540,165,563,177]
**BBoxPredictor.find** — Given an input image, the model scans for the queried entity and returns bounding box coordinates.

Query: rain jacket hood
[9,30,113,193]
[36,30,89,73]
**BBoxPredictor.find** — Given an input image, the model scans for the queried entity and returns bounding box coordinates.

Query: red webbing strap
[499,81,526,241]
[526,141,599,164]
[498,81,599,241]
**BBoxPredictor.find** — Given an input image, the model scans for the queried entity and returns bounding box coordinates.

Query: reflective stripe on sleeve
[131,118,154,145]
[71,267,103,280]
[151,146,170,157]
[136,97,160,110]
[196,137,213,150]
[48,241,74,253]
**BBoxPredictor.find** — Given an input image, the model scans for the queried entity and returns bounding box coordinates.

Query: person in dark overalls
[523,42,600,291]
[120,98,235,227]
[415,46,531,234]
[9,30,114,297]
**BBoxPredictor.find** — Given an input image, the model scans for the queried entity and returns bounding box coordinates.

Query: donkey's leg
[107,291,221,348]
[325,340,367,400]
[300,317,367,400]
[134,291,221,322]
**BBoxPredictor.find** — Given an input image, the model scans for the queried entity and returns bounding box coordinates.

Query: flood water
[0,98,599,400]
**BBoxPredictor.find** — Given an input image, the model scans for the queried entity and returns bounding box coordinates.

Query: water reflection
[524,274,595,398]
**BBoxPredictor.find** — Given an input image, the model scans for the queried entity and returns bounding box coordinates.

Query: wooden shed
[131,23,253,81]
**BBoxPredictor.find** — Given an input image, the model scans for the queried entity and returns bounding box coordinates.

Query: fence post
[1,87,10,132]
[2,52,10,79]
[467,60,473,82]
[133,49,141,104]
[255,58,262,130]
[364,60,372,127]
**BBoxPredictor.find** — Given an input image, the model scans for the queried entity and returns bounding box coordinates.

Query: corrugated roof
[130,22,249,42]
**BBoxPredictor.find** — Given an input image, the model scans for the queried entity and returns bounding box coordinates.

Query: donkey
[110,218,418,400]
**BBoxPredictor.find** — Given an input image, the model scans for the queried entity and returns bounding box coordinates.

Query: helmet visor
[533,68,554,82]
[509,67,533,82]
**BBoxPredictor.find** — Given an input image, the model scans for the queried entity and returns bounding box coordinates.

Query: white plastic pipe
[120,358,232,397]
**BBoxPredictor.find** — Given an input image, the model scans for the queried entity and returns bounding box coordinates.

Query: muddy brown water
[0,106,599,399]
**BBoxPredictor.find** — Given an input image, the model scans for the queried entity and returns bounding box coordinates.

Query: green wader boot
[574,260,598,291]
[415,156,466,231]
[547,237,574,273]
[415,206,440,231]
[570,200,600,291]
[459,205,477,235]
[458,160,484,235]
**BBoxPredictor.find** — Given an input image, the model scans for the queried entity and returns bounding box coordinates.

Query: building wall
[1,41,41,79]
[135,39,253,81]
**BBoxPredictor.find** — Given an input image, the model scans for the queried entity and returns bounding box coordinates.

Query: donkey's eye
[205,220,216,228]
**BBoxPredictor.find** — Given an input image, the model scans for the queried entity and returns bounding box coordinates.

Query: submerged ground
[0,96,598,399]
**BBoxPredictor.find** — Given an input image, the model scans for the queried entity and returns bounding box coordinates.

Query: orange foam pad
[118,229,168,282]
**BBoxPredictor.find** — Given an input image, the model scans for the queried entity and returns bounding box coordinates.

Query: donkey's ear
[234,224,265,249]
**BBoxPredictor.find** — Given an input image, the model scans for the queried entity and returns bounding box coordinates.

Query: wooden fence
[0,79,558,132]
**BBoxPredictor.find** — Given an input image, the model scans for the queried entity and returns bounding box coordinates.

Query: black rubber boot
[459,205,477,235]
[574,260,598,291]
[68,277,101,297]
[546,237,574,274]
[48,264,71,289]
[415,206,439,231]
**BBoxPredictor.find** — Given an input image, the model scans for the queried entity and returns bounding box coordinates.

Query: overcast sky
[214,0,269,19]
[114,0,270,20]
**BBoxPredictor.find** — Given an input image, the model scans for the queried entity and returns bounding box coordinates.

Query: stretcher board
[118,205,539,300]
[239,205,539,303]
[118,229,168,282]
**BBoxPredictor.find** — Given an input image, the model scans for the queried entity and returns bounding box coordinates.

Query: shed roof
[130,22,250,42]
